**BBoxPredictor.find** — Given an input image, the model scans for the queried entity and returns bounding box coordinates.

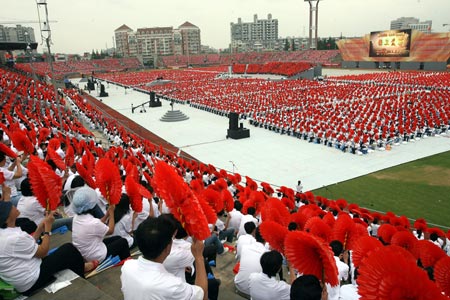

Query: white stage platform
[75,75,450,192]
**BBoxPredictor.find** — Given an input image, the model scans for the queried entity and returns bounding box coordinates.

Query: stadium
[1,1,450,300]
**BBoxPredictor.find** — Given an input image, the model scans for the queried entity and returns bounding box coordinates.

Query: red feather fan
[434,256,450,296]
[377,223,397,245]
[65,145,75,167]
[259,221,288,254]
[196,192,218,225]
[221,189,234,212]
[245,176,258,191]
[351,236,383,268]
[201,188,223,213]
[76,162,96,189]
[47,138,60,150]
[0,172,5,184]
[38,127,51,145]
[190,179,204,193]
[94,158,122,205]
[413,218,428,232]
[260,197,290,227]
[331,213,355,249]
[27,155,62,211]
[285,231,339,286]
[0,143,17,158]
[142,171,153,185]
[125,175,143,213]
[242,190,265,214]
[322,212,336,228]
[304,216,332,243]
[414,240,446,268]
[9,129,34,154]
[357,245,443,300]
[289,211,309,231]
[152,160,211,240]
[46,147,67,171]
[390,231,417,253]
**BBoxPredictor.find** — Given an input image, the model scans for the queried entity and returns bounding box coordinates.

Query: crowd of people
[0,65,450,300]
[96,68,450,155]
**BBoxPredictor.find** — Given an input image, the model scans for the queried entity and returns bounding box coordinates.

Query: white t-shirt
[163,239,194,282]
[121,256,203,300]
[236,234,256,261]
[112,213,134,248]
[0,166,18,197]
[72,213,108,262]
[234,242,268,295]
[238,214,259,238]
[339,284,360,300]
[16,195,45,225]
[0,227,41,292]
[228,209,243,232]
[249,272,291,300]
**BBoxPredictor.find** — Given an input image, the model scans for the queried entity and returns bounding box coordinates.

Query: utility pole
[36,0,63,130]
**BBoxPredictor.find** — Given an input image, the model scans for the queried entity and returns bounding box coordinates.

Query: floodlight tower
[304,0,322,50]
[36,0,63,130]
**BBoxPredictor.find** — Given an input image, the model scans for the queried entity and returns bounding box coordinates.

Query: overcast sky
[2,0,449,54]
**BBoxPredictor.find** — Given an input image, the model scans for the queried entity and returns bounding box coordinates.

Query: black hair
[135,216,176,260]
[247,206,256,216]
[46,159,57,171]
[234,201,243,211]
[20,177,34,196]
[290,275,322,300]
[330,240,344,257]
[255,227,265,244]
[244,221,256,234]
[429,233,438,242]
[288,222,298,231]
[260,250,283,278]
[71,175,85,188]
[0,152,5,162]
[114,194,130,223]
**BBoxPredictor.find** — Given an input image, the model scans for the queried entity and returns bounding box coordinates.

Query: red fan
[377,223,397,245]
[322,212,336,228]
[390,231,417,253]
[336,198,348,210]
[415,240,446,268]
[76,162,96,189]
[304,216,332,243]
[434,256,450,296]
[152,160,211,240]
[94,158,122,205]
[221,189,234,212]
[245,176,258,191]
[351,236,382,268]
[413,218,428,231]
[202,188,223,213]
[285,231,339,286]
[331,213,354,249]
[0,171,5,184]
[196,191,218,224]
[27,155,62,211]
[260,182,274,195]
[125,175,143,213]
[190,178,204,192]
[427,227,446,239]
[260,221,288,254]
[47,138,60,151]
[38,127,51,145]
[289,211,309,231]
[9,129,34,155]
[357,245,443,300]
[65,145,75,167]
[46,147,67,171]
[261,197,290,227]
[0,143,17,159]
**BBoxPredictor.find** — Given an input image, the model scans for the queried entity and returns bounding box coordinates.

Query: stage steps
[160,110,189,122]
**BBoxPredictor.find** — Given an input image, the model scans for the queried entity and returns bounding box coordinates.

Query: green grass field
[312,151,450,229]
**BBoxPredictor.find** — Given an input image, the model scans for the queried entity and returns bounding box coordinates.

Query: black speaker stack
[227,112,250,139]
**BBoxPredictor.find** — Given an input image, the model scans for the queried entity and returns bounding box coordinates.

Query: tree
[291,39,296,51]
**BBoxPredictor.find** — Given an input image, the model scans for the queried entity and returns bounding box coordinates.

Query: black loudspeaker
[229,112,239,130]
[99,84,108,97]
[150,92,156,102]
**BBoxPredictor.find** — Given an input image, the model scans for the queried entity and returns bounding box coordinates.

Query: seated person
[248,250,291,300]
[121,216,208,300]
[0,191,89,296]
[290,275,327,300]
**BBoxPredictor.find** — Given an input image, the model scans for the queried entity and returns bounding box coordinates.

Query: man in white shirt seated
[234,227,268,296]
[236,222,257,261]
[327,240,350,300]
[227,201,244,238]
[290,275,328,300]
[248,250,291,300]
[237,206,259,238]
[121,216,208,300]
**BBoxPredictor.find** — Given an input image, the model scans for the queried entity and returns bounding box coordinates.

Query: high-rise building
[390,17,432,32]
[178,22,201,56]
[114,24,134,57]
[230,14,279,52]
[114,22,201,64]
[0,25,35,43]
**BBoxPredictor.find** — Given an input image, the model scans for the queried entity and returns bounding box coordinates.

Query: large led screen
[369,29,411,57]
